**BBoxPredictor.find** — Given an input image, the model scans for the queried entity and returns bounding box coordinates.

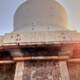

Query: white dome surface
[14,0,68,32]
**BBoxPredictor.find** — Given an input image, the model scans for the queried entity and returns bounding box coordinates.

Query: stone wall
[68,63,80,80]
[23,60,60,80]
[0,64,15,80]
[1,61,80,80]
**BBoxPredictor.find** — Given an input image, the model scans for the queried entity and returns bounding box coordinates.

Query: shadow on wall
[21,46,61,56]
[0,51,12,60]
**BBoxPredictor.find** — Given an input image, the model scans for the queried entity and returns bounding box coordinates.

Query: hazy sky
[0,0,80,35]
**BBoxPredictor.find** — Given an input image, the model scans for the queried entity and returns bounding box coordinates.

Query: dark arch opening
[0,51,12,60]
[21,46,60,56]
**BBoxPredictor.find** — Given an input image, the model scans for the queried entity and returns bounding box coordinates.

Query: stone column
[58,45,72,80]
[14,62,24,80]
[11,49,24,80]
[59,61,70,80]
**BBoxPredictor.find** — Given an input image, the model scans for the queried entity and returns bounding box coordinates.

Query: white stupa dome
[14,0,68,32]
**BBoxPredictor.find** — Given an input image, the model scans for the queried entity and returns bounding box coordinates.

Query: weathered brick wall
[0,64,15,80]
[68,63,80,80]
[23,61,60,80]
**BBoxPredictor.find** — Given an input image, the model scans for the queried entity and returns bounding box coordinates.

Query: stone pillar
[58,45,71,80]
[14,62,24,80]
[11,49,24,80]
[59,61,70,80]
